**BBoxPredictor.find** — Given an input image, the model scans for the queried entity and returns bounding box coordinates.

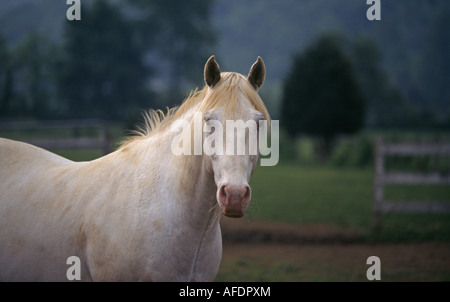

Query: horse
[0,56,270,281]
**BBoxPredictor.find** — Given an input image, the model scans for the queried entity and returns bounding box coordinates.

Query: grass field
[247,164,450,242]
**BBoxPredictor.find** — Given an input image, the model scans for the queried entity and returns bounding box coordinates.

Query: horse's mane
[120,72,270,148]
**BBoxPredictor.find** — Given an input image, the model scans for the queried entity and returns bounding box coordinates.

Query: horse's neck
[168,110,217,222]
[81,110,220,280]
[135,111,218,228]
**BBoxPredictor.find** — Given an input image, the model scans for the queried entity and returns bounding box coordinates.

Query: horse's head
[202,56,268,218]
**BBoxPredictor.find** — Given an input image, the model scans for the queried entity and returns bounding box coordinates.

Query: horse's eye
[211,127,215,133]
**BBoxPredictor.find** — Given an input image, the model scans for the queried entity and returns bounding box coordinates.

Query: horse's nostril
[242,186,251,202]
[219,185,227,202]
[243,186,249,197]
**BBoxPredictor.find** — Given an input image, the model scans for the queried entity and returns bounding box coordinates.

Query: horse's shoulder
[0,138,71,166]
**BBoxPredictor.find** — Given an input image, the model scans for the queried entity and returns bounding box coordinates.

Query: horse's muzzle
[217,184,251,218]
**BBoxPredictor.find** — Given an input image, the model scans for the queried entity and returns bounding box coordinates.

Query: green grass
[248,165,373,227]
[248,164,450,242]
[53,149,102,161]
[385,184,450,202]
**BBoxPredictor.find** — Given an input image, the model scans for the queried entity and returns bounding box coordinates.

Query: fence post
[371,136,450,229]
[372,136,384,230]
[101,125,112,155]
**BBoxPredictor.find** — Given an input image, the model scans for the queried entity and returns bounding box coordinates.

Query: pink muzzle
[217,184,251,218]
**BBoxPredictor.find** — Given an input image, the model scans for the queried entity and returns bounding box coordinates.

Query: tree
[0,32,57,119]
[12,33,58,119]
[281,34,365,158]
[350,36,412,128]
[126,0,216,105]
[0,33,12,118]
[56,0,151,121]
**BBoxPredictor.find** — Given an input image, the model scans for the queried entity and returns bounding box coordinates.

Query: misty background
[1,0,449,120]
[1,0,449,166]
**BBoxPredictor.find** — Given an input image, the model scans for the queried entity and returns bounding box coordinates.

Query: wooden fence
[373,136,450,229]
[0,119,112,155]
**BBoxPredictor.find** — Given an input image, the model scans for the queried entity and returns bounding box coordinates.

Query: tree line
[0,0,215,123]
[1,0,448,146]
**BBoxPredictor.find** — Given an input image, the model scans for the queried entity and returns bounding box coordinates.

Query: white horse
[0,56,270,281]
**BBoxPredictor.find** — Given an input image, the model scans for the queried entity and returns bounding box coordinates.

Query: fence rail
[373,136,450,229]
[0,119,112,155]
[380,143,450,156]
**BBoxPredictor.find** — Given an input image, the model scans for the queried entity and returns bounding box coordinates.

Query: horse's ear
[247,56,266,90]
[204,55,221,88]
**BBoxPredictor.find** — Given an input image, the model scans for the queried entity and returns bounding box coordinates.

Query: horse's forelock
[199,72,270,122]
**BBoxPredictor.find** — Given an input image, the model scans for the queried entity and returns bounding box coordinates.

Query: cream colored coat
[0,134,221,281]
[0,56,268,281]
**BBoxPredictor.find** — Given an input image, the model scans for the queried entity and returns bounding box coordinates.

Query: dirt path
[220,217,362,244]
[218,218,450,281]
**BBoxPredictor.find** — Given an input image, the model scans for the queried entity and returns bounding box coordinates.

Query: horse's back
[0,138,145,281]
[0,137,71,168]
[0,138,74,207]
[0,138,87,281]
